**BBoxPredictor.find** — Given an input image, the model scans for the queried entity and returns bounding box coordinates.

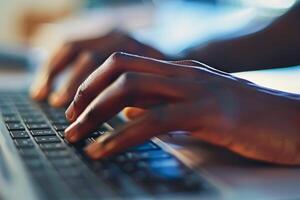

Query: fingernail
[49,92,64,107]
[65,102,75,121]
[85,142,106,159]
[64,122,79,143]
[84,134,114,159]
[30,85,42,100]
[30,74,48,100]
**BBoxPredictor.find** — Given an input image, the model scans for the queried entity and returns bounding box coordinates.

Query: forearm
[184,3,300,73]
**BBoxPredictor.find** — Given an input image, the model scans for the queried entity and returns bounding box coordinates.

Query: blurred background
[0,0,298,74]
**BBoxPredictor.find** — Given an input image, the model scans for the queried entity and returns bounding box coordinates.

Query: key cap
[53,124,68,131]
[14,139,34,148]
[50,158,76,168]
[57,168,82,178]
[26,123,50,130]
[126,150,171,160]
[44,150,70,158]
[10,130,29,138]
[31,129,56,136]
[19,148,40,158]
[129,142,158,152]
[35,136,61,143]
[39,143,66,150]
[50,117,69,124]
[6,123,25,130]
[24,158,44,169]
[149,162,183,180]
[20,113,43,119]
[90,131,101,138]
[1,109,16,115]
[23,117,46,123]
[3,115,20,123]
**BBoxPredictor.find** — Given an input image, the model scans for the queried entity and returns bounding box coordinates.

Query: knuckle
[76,82,88,98]
[81,51,94,61]
[79,51,98,65]
[148,108,168,127]
[63,41,78,51]
[175,60,202,66]
[73,82,89,107]
[106,52,128,73]
[82,107,98,123]
[109,51,128,64]
[116,72,141,105]
[183,60,202,66]
[117,72,139,91]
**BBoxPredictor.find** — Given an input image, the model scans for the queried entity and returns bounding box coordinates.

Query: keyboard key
[148,158,179,168]
[90,131,101,138]
[53,124,68,131]
[151,165,184,180]
[129,142,158,152]
[126,150,171,160]
[31,129,56,136]
[6,123,25,130]
[19,148,40,158]
[16,108,36,113]
[50,158,76,168]
[10,130,29,138]
[50,117,69,124]
[35,136,61,143]
[44,150,71,158]
[3,115,20,123]
[1,109,16,115]
[24,158,44,169]
[20,113,43,119]
[26,123,50,130]
[23,117,46,123]
[14,139,34,148]
[39,143,66,150]
[58,169,81,179]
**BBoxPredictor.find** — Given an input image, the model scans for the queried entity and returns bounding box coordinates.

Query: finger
[48,33,156,106]
[83,102,206,160]
[64,72,198,143]
[49,51,103,107]
[65,52,210,121]
[30,43,81,100]
[123,107,147,120]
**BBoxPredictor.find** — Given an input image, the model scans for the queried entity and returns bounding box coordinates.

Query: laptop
[1,66,300,200]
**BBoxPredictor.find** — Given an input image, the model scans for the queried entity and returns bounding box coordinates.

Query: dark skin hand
[30,30,165,106]
[30,4,300,105]
[60,52,300,165]
[185,3,300,72]
[30,4,300,166]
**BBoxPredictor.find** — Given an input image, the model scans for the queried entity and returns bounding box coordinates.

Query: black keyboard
[0,92,213,199]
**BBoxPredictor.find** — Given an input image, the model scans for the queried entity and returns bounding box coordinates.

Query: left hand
[64,52,300,165]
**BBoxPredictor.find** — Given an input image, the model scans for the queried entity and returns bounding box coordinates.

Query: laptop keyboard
[0,92,212,199]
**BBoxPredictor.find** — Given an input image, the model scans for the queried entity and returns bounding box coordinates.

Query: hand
[30,30,165,107]
[64,52,300,165]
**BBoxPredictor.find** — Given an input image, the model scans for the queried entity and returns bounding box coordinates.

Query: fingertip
[30,85,47,101]
[64,122,79,143]
[29,87,40,100]
[65,102,75,122]
[123,107,146,120]
[49,92,67,107]
[85,142,106,160]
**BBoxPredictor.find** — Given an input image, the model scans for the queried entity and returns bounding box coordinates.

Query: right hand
[30,30,165,107]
